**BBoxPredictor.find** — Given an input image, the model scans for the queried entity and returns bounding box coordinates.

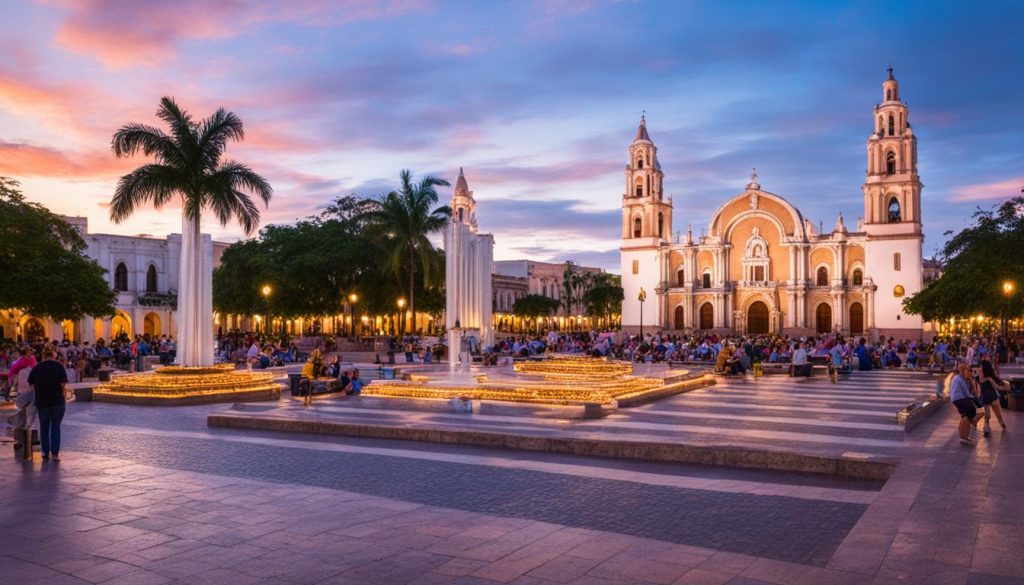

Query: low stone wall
[207,413,896,480]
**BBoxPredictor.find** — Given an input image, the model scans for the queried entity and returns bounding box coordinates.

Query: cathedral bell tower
[620,115,672,332]
[862,66,924,337]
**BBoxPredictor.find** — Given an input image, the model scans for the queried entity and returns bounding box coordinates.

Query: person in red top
[5,347,37,401]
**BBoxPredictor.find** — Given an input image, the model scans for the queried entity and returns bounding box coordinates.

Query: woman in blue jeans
[27,346,68,461]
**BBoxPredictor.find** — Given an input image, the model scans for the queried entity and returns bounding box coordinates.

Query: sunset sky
[1,0,1022,271]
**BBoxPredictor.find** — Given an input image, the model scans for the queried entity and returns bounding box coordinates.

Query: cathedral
[620,68,924,340]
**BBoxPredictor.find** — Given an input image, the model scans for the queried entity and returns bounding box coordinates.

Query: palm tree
[364,170,451,335]
[109,96,271,366]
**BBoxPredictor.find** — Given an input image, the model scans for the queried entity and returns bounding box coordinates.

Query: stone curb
[207,412,896,481]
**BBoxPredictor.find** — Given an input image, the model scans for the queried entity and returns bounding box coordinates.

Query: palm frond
[109,164,185,224]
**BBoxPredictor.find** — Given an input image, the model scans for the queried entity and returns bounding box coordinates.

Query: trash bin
[288,373,302,396]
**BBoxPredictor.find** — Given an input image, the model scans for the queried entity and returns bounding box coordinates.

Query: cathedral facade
[620,68,925,340]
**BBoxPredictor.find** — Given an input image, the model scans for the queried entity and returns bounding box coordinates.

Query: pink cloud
[950,177,1024,202]
[0,140,134,179]
[50,0,429,69]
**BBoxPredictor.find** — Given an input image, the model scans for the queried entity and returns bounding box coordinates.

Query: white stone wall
[864,235,923,334]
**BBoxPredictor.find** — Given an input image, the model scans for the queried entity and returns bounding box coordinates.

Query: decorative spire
[746,167,760,190]
[686,222,693,244]
[454,166,469,196]
[834,211,846,233]
[633,113,651,142]
[887,63,894,80]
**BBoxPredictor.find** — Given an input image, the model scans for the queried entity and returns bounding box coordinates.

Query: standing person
[791,342,810,377]
[27,346,68,461]
[978,357,1008,437]
[950,363,983,446]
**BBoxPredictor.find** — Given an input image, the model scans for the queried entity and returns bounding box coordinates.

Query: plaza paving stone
[1,369,1022,584]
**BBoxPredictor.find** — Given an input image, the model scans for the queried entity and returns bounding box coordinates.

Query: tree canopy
[903,196,1024,321]
[513,294,560,318]
[582,272,624,322]
[213,194,446,327]
[109,96,272,235]
[0,177,117,321]
[361,170,451,333]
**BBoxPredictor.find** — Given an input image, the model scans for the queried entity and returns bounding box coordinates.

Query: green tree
[513,294,560,318]
[0,177,116,322]
[582,272,624,325]
[110,96,271,364]
[362,170,451,334]
[903,196,1024,321]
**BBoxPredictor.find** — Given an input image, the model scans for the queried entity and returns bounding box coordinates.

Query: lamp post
[638,287,647,340]
[348,293,358,338]
[1002,281,1014,342]
[397,298,406,336]
[261,284,272,336]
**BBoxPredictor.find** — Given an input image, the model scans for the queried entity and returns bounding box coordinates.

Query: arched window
[888,115,894,136]
[657,212,664,238]
[114,262,128,292]
[458,208,464,222]
[878,116,884,134]
[893,253,902,271]
[816,266,829,286]
[676,268,685,287]
[637,158,644,169]
[886,152,896,175]
[888,197,901,222]
[702,271,712,289]
[674,305,684,330]
[635,178,643,197]
[542,284,547,297]
[146,265,158,292]
[886,89,892,101]
[633,217,642,238]
[899,112,903,132]
[852,269,863,286]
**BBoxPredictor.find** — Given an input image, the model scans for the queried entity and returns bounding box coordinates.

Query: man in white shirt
[246,341,260,362]
[791,342,811,377]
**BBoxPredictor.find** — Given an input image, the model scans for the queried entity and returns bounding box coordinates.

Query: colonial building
[0,216,227,344]
[621,68,925,339]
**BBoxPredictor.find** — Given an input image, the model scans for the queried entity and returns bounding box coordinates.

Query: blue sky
[1,0,1021,271]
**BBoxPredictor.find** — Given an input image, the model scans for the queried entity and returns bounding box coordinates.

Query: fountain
[93,364,279,406]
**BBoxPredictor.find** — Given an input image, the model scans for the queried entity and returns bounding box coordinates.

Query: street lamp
[638,287,647,340]
[397,298,406,336]
[261,284,272,335]
[348,293,358,338]
[1002,281,1014,342]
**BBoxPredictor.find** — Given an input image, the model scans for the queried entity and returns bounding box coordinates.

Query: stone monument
[444,168,494,373]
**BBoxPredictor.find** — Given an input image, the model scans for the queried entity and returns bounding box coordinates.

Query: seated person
[349,369,365,395]
[906,348,918,369]
[791,342,811,377]
[714,346,732,373]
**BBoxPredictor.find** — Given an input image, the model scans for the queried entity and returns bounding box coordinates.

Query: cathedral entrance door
[815,303,832,334]
[849,302,864,335]
[674,306,685,330]
[747,301,770,334]
[699,303,713,330]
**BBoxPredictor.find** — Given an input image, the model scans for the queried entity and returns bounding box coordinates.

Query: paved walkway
[222,369,942,461]
[2,371,1022,584]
